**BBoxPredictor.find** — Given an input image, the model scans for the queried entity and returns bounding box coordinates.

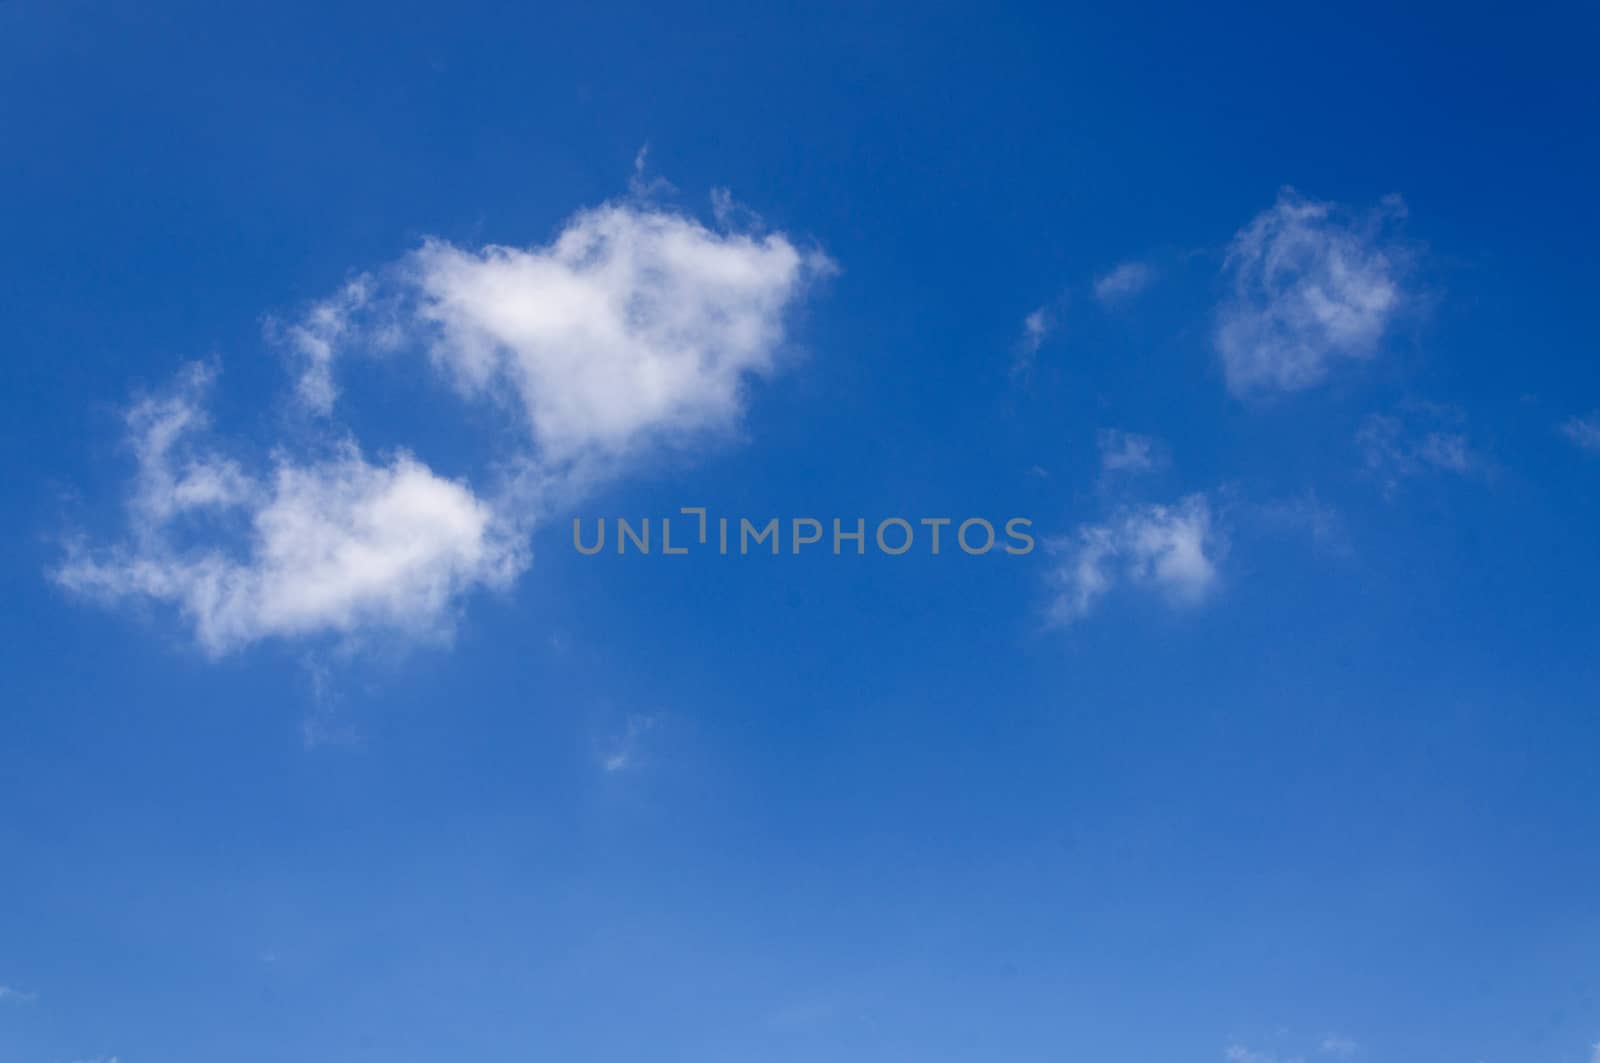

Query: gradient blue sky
[4,2,1600,1062]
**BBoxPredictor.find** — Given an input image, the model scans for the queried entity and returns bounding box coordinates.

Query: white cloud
[1226,1046,1303,1063]
[1357,402,1482,492]
[61,194,831,655]
[1318,1035,1358,1056]
[1225,1046,1274,1063]
[627,143,675,199]
[55,367,522,655]
[1014,305,1055,376]
[1559,412,1600,452]
[600,713,658,773]
[0,984,36,1003]
[1216,189,1408,396]
[275,202,829,465]
[1097,428,1163,473]
[1093,260,1153,306]
[1251,491,1349,557]
[1048,494,1224,623]
[709,186,763,231]
[276,276,378,414]
[407,206,830,463]
[1022,307,1052,349]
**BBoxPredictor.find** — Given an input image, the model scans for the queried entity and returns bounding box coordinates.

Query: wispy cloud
[1014,305,1056,376]
[267,274,394,415]
[1048,493,1224,623]
[1093,260,1154,306]
[709,186,764,231]
[1216,189,1409,397]
[1250,491,1349,557]
[1318,1035,1359,1056]
[1097,428,1165,474]
[0,984,37,1003]
[1559,412,1600,452]
[1226,1045,1302,1063]
[627,143,676,200]
[599,713,658,773]
[1357,401,1484,493]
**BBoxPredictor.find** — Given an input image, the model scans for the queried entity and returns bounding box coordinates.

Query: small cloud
[1216,188,1410,397]
[0,984,37,1003]
[298,655,362,748]
[53,366,525,655]
[600,713,658,773]
[1250,491,1349,557]
[268,274,387,415]
[1097,428,1165,474]
[1318,1035,1358,1056]
[1013,305,1056,376]
[628,143,675,199]
[408,206,832,462]
[1048,493,1225,624]
[1093,261,1154,306]
[300,709,362,750]
[709,187,763,231]
[1357,401,1484,493]
[767,991,847,1032]
[1559,412,1600,452]
[1226,1046,1302,1063]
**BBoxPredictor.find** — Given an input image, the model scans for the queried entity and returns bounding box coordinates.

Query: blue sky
[4,1,1600,1061]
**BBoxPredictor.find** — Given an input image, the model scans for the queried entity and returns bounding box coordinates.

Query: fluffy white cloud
[1048,494,1223,623]
[413,210,828,462]
[295,202,831,465]
[55,367,522,655]
[1357,402,1482,492]
[1097,428,1163,473]
[1093,260,1153,306]
[1216,189,1407,396]
[1560,412,1600,452]
[63,195,831,655]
